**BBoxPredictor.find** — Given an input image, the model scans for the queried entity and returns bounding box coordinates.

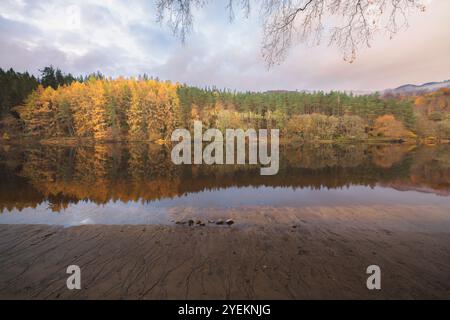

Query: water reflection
[0,143,449,225]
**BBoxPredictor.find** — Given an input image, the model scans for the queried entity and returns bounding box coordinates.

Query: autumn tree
[19,86,58,137]
[87,79,110,140]
[68,82,94,137]
[372,114,415,139]
[127,80,180,141]
[285,114,338,140]
[337,115,367,139]
[16,77,177,141]
[149,81,180,140]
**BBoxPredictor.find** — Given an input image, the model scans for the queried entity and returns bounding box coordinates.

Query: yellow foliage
[19,78,180,141]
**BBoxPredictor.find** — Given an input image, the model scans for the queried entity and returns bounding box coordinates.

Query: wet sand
[0,204,450,299]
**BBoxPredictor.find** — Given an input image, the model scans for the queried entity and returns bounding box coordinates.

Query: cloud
[0,0,449,91]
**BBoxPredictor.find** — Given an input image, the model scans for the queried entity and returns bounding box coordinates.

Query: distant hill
[264,89,374,96]
[385,79,450,95]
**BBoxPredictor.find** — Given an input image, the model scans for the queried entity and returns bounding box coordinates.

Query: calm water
[0,143,449,226]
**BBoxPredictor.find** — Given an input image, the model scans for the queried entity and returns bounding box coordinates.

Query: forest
[0,67,449,143]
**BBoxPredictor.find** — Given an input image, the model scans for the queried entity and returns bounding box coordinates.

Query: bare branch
[155,0,426,66]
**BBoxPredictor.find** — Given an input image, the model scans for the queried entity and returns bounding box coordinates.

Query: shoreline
[1,136,449,147]
[1,204,449,299]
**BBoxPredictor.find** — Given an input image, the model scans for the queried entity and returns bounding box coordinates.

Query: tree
[127,80,180,141]
[87,80,110,140]
[40,66,58,89]
[40,66,75,89]
[156,0,426,66]
[437,119,450,140]
[0,68,39,116]
[285,113,340,140]
[372,114,415,139]
[337,115,367,139]
[19,85,59,137]
[68,82,93,137]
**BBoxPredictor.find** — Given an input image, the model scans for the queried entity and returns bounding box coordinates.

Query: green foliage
[176,86,416,131]
[0,68,39,115]
[39,65,76,89]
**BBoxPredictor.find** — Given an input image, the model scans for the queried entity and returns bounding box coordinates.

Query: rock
[208,220,215,224]
[196,220,202,225]
[199,223,206,226]
[216,219,224,225]
[226,219,234,225]
[188,219,194,226]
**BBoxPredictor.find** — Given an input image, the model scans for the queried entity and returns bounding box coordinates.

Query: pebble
[216,219,224,225]
[226,219,234,225]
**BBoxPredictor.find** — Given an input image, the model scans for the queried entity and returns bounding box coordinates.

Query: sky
[0,0,449,92]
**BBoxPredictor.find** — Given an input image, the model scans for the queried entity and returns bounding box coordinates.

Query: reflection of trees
[371,144,413,168]
[0,143,449,212]
[0,163,43,211]
[127,143,183,202]
[409,146,450,190]
[286,144,368,169]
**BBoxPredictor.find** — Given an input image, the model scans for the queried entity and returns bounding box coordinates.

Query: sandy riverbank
[0,204,449,299]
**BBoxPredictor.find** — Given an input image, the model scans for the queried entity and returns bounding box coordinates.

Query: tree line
[0,67,448,142]
[0,66,104,116]
[177,86,418,141]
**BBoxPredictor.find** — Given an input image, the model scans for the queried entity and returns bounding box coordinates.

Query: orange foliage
[414,88,450,116]
[372,114,416,139]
